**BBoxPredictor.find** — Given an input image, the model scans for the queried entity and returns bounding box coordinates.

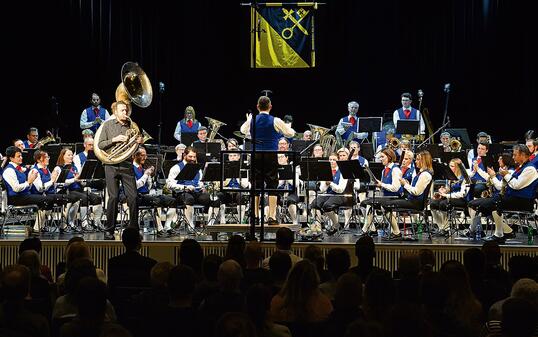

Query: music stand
[337,160,369,232]
[444,128,471,149]
[358,117,382,135]
[396,120,420,136]
[22,149,37,166]
[368,162,384,182]
[440,151,469,169]
[79,159,98,180]
[146,154,165,180]
[176,163,203,182]
[74,142,84,154]
[423,144,443,159]
[431,161,461,238]
[359,143,374,161]
[291,140,315,156]
[193,142,221,164]
[299,159,333,225]
[480,155,499,171]
[163,160,178,176]
[45,144,62,168]
[488,143,504,158]
[181,132,198,147]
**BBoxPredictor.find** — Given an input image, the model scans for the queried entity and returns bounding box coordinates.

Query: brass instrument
[141,129,153,143]
[481,177,494,198]
[206,117,227,150]
[36,131,56,147]
[449,138,462,152]
[307,123,336,157]
[388,137,400,151]
[94,62,152,165]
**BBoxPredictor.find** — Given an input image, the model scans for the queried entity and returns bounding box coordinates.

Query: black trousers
[105,164,138,232]
[8,194,66,210]
[310,195,347,212]
[253,152,278,192]
[469,195,534,215]
[137,194,178,208]
[67,190,102,206]
[430,198,467,211]
[383,198,423,211]
[217,191,248,206]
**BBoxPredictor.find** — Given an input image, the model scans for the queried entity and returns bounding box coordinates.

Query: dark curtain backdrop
[3,0,535,149]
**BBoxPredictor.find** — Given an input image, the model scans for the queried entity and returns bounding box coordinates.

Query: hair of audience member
[179,238,204,274]
[511,278,538,308]
[463,247,486,278]
[482,241,502,266]
[18,237,42,255]
[268,250,292,282]
[99,326,133,337]
[244,242,264,269]
[508,255,536,282]
[326,248,351,281]
[363,270,395,323]
[168,264,197,302]
[64,258,97,295]
[419,271,449,320]
[334,272,363,311]
[502,297,537,337]
[218,259,243,292]
[75,276,107,323]
[225,235,247,268]
[17,250,41,278]
[65,241,92,269]
[344,320,385,337]
[398,253,421,280]
[418,249,435,273]
[279,260,320,322]
[121,227,142,251]
[355,236,375,265]
[246,283,273,334]
[1,264,30,302]
[215,312,257,337]
[150,262,174,288]
[202,254,223,283]
[275,227,294,251]
[303,245,325,276]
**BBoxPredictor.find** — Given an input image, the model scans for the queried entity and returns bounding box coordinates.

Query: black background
[2,0,535,150]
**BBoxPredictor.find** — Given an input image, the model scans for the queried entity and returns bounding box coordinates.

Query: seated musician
[396,139,411,161]
[482,145,538,243]
[133,147,178,236]
[400,150,415,182]
[375,129,395,162]
[300,144,324,219]
[310,151,354,235]
[23,127,40,149]
[348,141,369,167]
[360,148,402,237]
[467,153,515,238]
[468,142,489,198]
[440,131,451,152]
[526,138,538,169]
[430,158,470,236]
[381,150,434,240]
[54,148,103,231]
[166,147,220,229]
[467,131,490,168]
[192,126,208,145]
[175,143,186,161]
[302,130,313,141]
[217,150,250,224]
[2,146,55,233]
[73,137,94,173]
[276,146,299,224]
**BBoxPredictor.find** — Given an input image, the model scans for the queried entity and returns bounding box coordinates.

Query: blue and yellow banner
[251,3,317,68]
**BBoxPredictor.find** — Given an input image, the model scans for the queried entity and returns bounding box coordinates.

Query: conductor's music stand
[336,160,369,233]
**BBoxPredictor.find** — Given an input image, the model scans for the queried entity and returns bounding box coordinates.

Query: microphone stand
[299,125,338,156]
[416,120,450,151]
[156,82,165,180]
[441,83,451,132]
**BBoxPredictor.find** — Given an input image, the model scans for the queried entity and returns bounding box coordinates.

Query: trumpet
[449,138,462,152]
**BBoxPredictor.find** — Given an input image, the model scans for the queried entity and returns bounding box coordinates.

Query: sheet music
[364,165,377,183]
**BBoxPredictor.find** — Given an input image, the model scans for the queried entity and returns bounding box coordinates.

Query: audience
[225,235,247,269]
[179,238,204,281]
[324,272,363,337]
[262,227,301,269]
[19,237,53,283]
[246,284,291,337]
[242,242,272,291]
[303,245,331,283]
[268,251,292,295]
[320,248,351,300]
[349,235,389,282]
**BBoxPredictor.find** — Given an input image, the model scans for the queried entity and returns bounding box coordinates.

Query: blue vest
[381,165,401,197]
[251,114,280,151]
[357,155,367,167]
[133,164,149,194]
[180,119,201,134]
[530,154,538,170]
[85,106,107,133]
[341,116,359,142]
[77,152,88,168]
[400,164,414,182]
[176,161,201,191]
[3,164,30,197]
[226,178,240,189]
[470,157,487,182]
[327,170,341,194]
[64,165,82,191]
[22,140,35,149]
[451,175,472,201]
[408,170,432,200]
[397,107,418,120]
[30,164,55,195]
[505,162,538,199]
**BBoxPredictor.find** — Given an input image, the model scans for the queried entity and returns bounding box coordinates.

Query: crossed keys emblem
[281,8,309,40]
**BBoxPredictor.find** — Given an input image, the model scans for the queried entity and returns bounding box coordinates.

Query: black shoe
[267,218,278,225]
[104,232,115,240]
[382,233,402,241]
[326,227,338,236]
[504,231,516,239]
[368,231,378,237]
[484,235,506,243]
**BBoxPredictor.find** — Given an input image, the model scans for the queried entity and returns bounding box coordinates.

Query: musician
[303,130,313,141]
[469,142,489,198]
[336,101,367,144]
[166,147,220,228]
[312,144,324,158]
[375,128,395,162]
[55,148,104,232]
[430,158,471,236]
[278,137,290,152]
[382,151,434,240]
[276,148,299,224]
[310,153,349,235]
[97,100,139,239]
[484,145,538,243]
[133,147,177,236]
[467,131,490,168]
[173,105,200,143]
[73,137,94,173]
[360,148,402,236]
[525,138,538,169]
[348,141,369,167]
[440,131,451,152]
[13,139,25,151]
[240,95,295,224]
[227,138,240,150]
[193,126,208,144]
[393,93,425,137]
[82,129,94,141]
[80,93,110,133]
[175,143,186,161]
[467,153,515,238]
[217,150,250,223]
[23,127,40,149]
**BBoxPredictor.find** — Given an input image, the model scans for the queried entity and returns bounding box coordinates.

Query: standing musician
[348,141,369,167]
[381,151,434,241]
[166,147,220,229]
[240,95,295,225]
[97,100,139,240]
[467,153,515,238]
[469,142,489,198]
[173,106,200,143]
[23,127,40,149]
[336,101,368,144]
[393,93,425,137]
[467,132,490,168]
[483,145,538,243]
[440,131,451,152]
[430,158,471,236]
[526,138,538,169]
[132,147,177,236]
[80,93,110,133]
[359,148,402,237]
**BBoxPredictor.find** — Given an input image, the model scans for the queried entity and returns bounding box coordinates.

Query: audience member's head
[482,241,502,266]
[202,254,223,283]
[179,239,204,274]
[502,298,537,337]
[121,227,142,251]
[275,227,294,251]
[64,258,98,295]
[1,264,30,302]
[225,235,246,268]
[269,250,292,283]
[364,270,395,321]
[304,245,325,275]
[398,253,421,280]
[17,250,41,278]
[65,241,92,269]
[150,262,174,288]
[246,284,273,333]
[355,236,375,265]
[508,255,536,282]
[334,272,363,311]
[418,249,435,273]
[326,248,351,281]
[244,242,264,269]
[420,271,449,316]
[463,247,485,277]
[168,265,196,303]
[75,277,107,323]
[510,278,538,308]
[218,259,243,292]
[280,260,320,322]
[18,237,42,255]
[215,312,257,337]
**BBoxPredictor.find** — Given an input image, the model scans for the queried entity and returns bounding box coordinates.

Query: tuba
[94,62,153,165]
[307,123,336,157]
[205,117,227,150]
[36,131,56,147]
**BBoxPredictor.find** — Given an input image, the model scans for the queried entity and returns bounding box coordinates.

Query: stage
[1,229,537,280]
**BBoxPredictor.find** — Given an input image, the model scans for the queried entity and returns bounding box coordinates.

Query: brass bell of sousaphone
[94,62,153,165]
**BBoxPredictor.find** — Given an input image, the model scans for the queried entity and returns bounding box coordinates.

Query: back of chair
[421,181,434,210]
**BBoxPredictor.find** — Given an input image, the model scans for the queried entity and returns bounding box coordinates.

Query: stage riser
[1,241,536,280]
